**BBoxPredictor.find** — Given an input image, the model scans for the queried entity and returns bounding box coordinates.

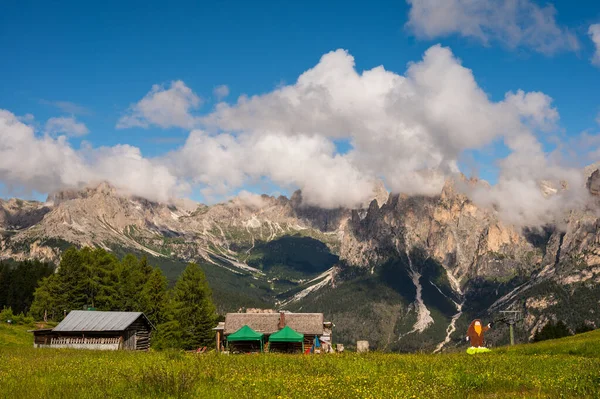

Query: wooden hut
[30,310,154,351]
[218,311,326,353]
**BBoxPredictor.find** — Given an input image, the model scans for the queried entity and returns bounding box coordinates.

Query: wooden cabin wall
[124,330,136,350]
[228,341,262,353]
[267,342,303,353]
[33,332,58,345]
[125,316,152,351]
[304,336,315,348]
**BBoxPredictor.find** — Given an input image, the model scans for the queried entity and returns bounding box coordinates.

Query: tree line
[0,259,55,314]
[2,247,217,350]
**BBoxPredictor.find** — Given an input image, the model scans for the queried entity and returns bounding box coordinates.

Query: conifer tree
[117,254,146,311]
[80,248,120,310]
[158,263,217,349]
[0,260,54,314]
[29,273,67,320]
[533,320,572,342]
[57,247,88,309]
[139,267,168,326]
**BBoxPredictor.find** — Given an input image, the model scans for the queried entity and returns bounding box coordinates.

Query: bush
[0,307,35,326]
[532,320,572,342]
[575,324,595,334]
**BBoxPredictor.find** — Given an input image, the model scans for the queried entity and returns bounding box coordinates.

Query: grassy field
[1,324,599,398]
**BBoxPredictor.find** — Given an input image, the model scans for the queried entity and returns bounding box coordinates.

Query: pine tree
[30,273,67,320]
[158,263,217,350]
[139,267,168,326]
[57,247,89,309]
[0,260,54,314]
[80,247,120,310]
[31,247,121,317]
[117,254,143,311]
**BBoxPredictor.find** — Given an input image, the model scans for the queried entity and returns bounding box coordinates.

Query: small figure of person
[466,319,492,348]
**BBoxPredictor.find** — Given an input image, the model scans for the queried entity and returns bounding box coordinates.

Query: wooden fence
[50,337,121,346]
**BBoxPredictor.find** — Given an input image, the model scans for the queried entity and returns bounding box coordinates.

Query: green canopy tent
[268,325,305,353]
[227,325,264,352]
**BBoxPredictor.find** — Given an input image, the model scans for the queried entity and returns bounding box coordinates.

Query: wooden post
[216,330,220,353]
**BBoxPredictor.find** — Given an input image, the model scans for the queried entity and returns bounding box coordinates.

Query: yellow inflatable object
[467,347,491,355]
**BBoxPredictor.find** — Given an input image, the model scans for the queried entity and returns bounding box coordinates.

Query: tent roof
[268,325,304,342]
[227,325,264,341]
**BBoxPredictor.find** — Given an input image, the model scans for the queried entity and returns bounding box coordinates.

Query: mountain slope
[1,171,600,352]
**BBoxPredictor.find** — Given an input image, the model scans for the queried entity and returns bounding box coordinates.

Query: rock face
[342,177,537,283]
[2,171,600,352]
[0,198,51,230]
[586,170,600,196]
[2,185,344,264]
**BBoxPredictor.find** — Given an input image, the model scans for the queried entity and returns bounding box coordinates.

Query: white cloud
[195,44,589,226]
[2,45,596,228]
[406,0,579,55]
[116,80,201,129]
[45,116,89,137]
[18,114,35,123]
[166,130,374,208]
[0,110,185,202]
[504,90,559,131]
[213,85,230,100]
[40,100,91,115]
[589,24,600,66]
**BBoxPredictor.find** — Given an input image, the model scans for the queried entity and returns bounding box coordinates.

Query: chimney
[278,311,286,329]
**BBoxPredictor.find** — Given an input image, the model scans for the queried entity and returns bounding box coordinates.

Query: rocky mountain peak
[0,197,51,230]
[370,180,389,208]
[2,171,600,351]
[46,181,121,205]
[586,169,600,196]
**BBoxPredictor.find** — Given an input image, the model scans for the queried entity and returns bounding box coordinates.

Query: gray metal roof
[53,310,150,332]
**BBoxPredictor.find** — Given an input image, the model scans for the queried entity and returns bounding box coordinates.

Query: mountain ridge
[2,170,600,352]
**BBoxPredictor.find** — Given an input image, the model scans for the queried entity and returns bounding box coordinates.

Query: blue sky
[1,0,600,208]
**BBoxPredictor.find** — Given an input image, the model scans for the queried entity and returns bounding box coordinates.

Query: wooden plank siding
[31,314,153,351]
[126,316,152,350]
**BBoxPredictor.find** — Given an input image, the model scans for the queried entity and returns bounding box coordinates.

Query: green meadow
[1,323,599,398]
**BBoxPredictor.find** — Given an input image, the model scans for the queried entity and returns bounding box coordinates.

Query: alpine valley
[2,168,600,353]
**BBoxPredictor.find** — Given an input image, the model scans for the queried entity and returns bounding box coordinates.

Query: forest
[0,247,217,350]
[0,259,54,314]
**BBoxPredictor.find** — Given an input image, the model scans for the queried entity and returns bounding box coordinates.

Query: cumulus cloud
[0,110,185,202]
[231,190,270,209]
[45,116,89,137]
[590,24,600,66]
[2,45,596,228]
[195,44,590,226]
[406,0,579,55]
[213,85,230,100]
[467,142,588,227]
[504,90,559,131]
[165,130,374,208]
[116,80,201,129]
